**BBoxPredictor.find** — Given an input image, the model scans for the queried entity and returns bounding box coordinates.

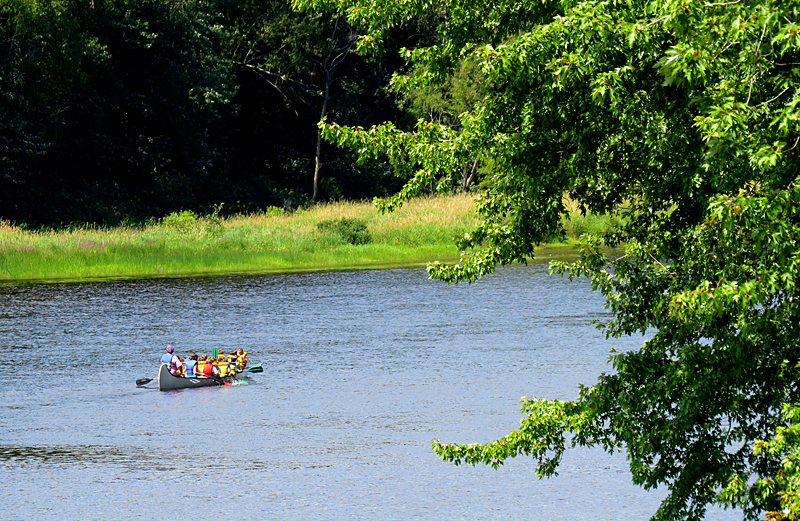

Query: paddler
[185,353,198,377]
[218,356,230,377]
[236,348,248,371]
[201,357,216,377]
[161,345,174,365]
[170,355,185,376]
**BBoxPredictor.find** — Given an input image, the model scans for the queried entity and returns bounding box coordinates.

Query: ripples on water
[0,263,737,520]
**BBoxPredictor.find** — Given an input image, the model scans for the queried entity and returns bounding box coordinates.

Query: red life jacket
[203,363,214,376]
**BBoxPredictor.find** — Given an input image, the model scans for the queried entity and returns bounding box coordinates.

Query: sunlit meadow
[0,194,622,283]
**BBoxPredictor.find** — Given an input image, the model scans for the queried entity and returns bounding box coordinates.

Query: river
[0,262,738,520]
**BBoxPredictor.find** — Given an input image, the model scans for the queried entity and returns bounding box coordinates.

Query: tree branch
[745,23,769,106]
[784,135,800,153]
[756,87,791,107]
[641,16,666,29]
[704,0,742,6]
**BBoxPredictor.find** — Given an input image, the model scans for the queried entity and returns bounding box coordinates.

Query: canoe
[157,364,238,391]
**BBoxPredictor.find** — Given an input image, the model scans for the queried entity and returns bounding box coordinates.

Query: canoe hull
[157,364,237,391]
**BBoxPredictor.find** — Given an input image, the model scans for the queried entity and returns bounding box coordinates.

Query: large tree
[295,0,800,518]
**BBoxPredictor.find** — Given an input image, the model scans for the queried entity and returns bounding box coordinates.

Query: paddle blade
[247,366,263,373]
[136,378,154,386]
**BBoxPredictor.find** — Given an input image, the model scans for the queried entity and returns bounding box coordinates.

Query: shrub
[316,218,372,245]
[203,204,224,236]
[163,210,198,231]
[263,206,285,217]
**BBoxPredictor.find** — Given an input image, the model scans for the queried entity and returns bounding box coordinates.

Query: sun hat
[166,345,174,353]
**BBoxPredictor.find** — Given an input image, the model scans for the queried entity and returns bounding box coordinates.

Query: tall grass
[0,195,478,283]
[0,194,624,283]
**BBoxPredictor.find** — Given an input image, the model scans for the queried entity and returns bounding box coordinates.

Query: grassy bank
[0,194,623,284]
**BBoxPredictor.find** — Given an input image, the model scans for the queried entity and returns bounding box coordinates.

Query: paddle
[231,364,262,374]
[227,362,262,374]
[136,378,154,386]
[182,369,234,386]
[203,374,233,386]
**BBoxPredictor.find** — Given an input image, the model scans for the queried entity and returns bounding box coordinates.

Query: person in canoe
[236,348,248,371]
[200,357,216,377]
[218,355,232,377]
[161,345,175,365]
[170,355,185,376]
[185,353,198,377]
[160,345,186,376]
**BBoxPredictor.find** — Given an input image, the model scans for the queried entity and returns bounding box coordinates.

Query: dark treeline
[0,0,440,226]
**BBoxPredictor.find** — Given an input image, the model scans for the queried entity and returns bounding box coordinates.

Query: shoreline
[0,243,582,286]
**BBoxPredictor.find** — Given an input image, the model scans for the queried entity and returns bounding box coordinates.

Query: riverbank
[0,194,621,284]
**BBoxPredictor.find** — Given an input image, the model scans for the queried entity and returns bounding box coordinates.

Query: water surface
[0,263,737,520]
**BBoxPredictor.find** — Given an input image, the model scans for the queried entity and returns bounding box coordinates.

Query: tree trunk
[462,159,479,191]
[311,13,354,203]
[312,82,330,202]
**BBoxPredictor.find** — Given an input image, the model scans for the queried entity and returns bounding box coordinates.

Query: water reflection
[0,444,155,470]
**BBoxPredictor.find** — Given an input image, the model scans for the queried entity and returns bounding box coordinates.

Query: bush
[263,206,285,217]
[203,204,224,237]
[316,218,372,245]
[163,210,198,231]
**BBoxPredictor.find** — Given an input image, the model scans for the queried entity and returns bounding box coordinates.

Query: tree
[76,0,236,218]
[0,0,111,223]
[0,0,236,225]
[222,0,389,203]
[295,0,800,518]
[399,58,487,191]
[308,11,358,201]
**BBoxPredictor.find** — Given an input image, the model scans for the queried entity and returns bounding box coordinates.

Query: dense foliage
[0,0,419,226]
[295,0,800,518]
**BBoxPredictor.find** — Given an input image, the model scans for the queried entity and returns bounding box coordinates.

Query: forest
[0,0,460,226]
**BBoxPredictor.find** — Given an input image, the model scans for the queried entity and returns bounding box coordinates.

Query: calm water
[0,263,738,520]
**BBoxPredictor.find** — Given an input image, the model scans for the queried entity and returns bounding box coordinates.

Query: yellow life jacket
[218,360,230,377]
[237,351,248,370]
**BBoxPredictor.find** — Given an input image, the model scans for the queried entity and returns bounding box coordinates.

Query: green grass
[0,194,625,284]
